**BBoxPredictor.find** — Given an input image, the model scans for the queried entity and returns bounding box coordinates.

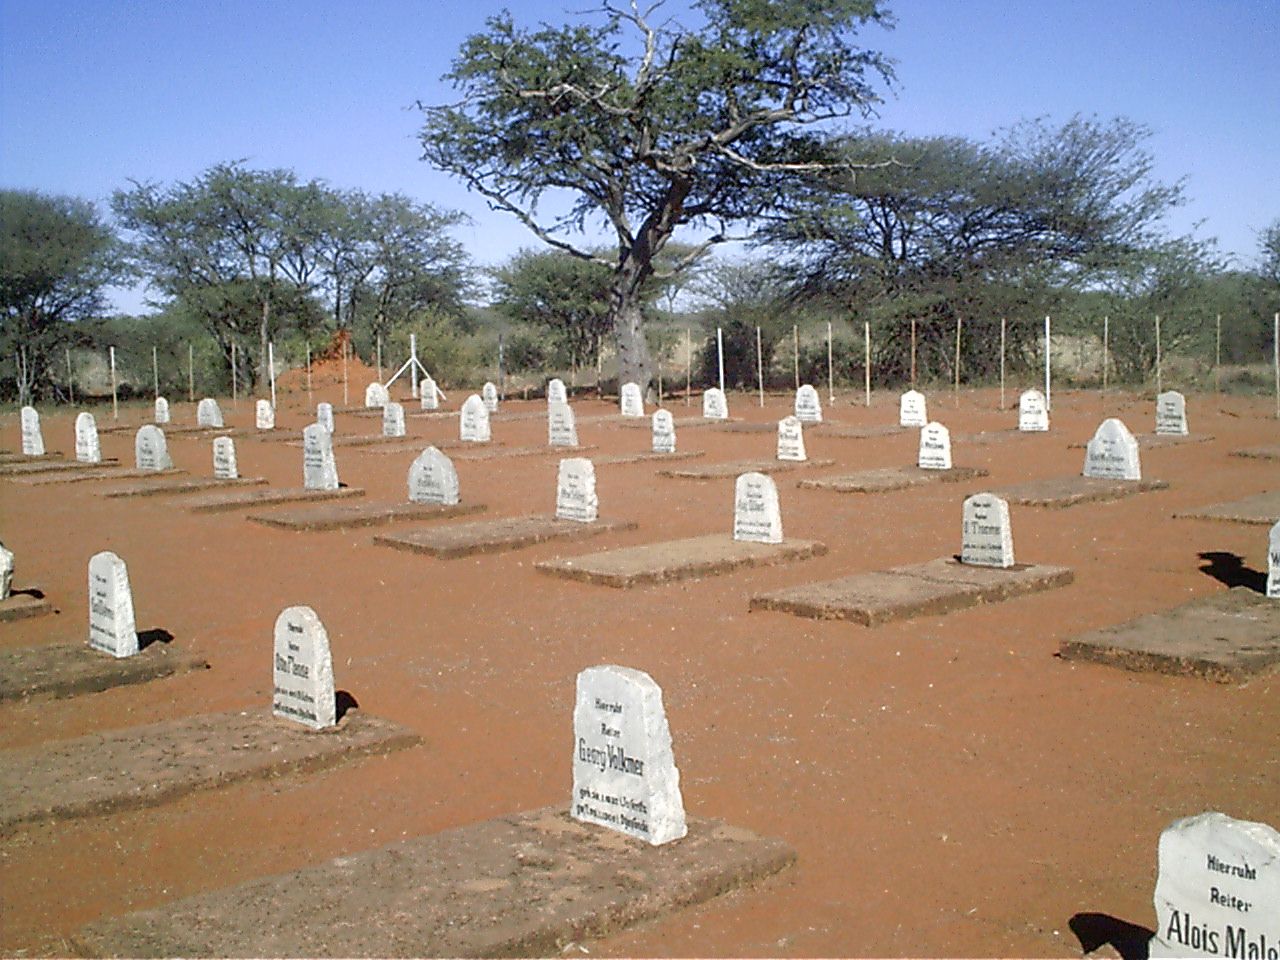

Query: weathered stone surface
[961,493,1014,568]
[734,472,783,543]
[374,515,636,559]
[21,406,45,456]
[899,389,927,427]
[303,422,339,490]
[1174,491,1280,526]
[382,401,406,438]
[185,486,365,514]
[994,475,1168,508]
[87,551,137,658]
[481,381,499,413]
[776,416,806,462]
[419,377,440,410]
[1018,389,1049,431]
[459,394,491,442]
[364,381,390,408]
[153,397,170,423]
[316,402,335,432]
[255,399,274,430]
[797,465,987,493]
[75,412,101,463]
[0,638,206,703]
[593,450,705,466]
[249,500,484,532]
[548,402,580,447]
[819,423,903,440]
[1083,418,1141,480]
[556,458,599,523]
[273,605,336,730]
[702,387,729,420]
[0,457,108,477]
[0,592,53,622]
[547,378,567,405]
[452,445,559,462]
[652,409,676,453]
[620,382,644,417]
[917,421,952,470]
[13,466,181,486]
[1269,521,1279,599]
[408,446,460,504]
[659,458,833,480]
[101,476,266,499]
[134,425,173,471]
[196,398,224,428]
[0,541,11,599]
[212,436,238,479]
[795,384,822,423]
[1154,390,1188,436]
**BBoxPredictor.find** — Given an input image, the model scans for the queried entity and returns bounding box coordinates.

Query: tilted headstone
[652,409,676,453]
[407,446,460,505]
[302,422,339,490]
[776,416,807,462]
[795,384,823,423]
[572,664,687,846]
[733,471,783,544]
[196,397,224,428]
[272,605,336,730]
[364,381,389,408]
[255,398,275,430]
[1148,811,1279,959]
[75,411,101,464]
[961,493,1015,568]
[1267,521,1279,600]
[702,387,729,420]
[1156,390,1189,436]
[556,457,598,523]
[1018,389,1049,432]
[382,401,406,438]
[419,377,439,411]
[154,396,170,424]
[548,402,579,447]
[87,550,138,658]
[547,378,567,405]
[0,541,13,600]
[918,421,952,470]
[1084,418,1141,480]
[212,436,238,480]
[620,382,644,418]
[316,402,335,433]
[899,389,928,427]
[134,425,173,471]
[481,381,499,413]
[20,406,44,456]
[459,394,491,443]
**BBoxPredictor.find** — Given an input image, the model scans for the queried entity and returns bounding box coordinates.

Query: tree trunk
[611,264,653,395]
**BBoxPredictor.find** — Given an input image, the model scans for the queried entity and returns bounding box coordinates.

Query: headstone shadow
[11,587,46,600]
[335,690,358,721]
[137,628,175,651]
[1197,551,1267,593]
[1068,911,1152,960]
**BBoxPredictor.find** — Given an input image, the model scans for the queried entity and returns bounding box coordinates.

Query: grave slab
[101,476,267,498]
[618,416,732,430]
[374,515,637,559]
[0,639,207,703]
[0,592,53,622]
[0,451,63,464]
[658,458,834,479]
[1230,445,1280,461]
[991,475,1168,508]
[749,558,1073,626]
[0,457,119,476]
[1174,491,1280,526]
[1068,434,1212,449]
[593,450,706,466]
[1059,587,1280,682]
[452,445,568,462]
[185,486,365,514]
[797,465,987,493]
[0,708,419,834]
[13,467,184,486]
[287,433,420,449]
[249,500,485,532]
[74,806,793,960]
[820,424,904,440]
[536,533,827,587]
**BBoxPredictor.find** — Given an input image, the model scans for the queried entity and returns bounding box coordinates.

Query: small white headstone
[1148,811,1280,959]
[87,550,138,658]
[212,436,238,480]
[302,422,339,490]
[20,406,44,456]
[899,389,928,427]
[776,416,807,462]
[154,396,170,424]
[407,446,460,505]
[572,664,687,846]
[1267,522,1279,600]
[652,409,676,453]
[1084,418,1141,480]
[918,421,952,470]
[196,397,224,428]
[134,425,173,471]
[419,377,439,411]
[1018,389,1049,432]
[272,605,336,730]
[556,457,598,523]
[481,381,499,413]
[620,382,644,418]
[255,398,275,430]
[382,401,406,438]
[702,387,729,420]
[548,402,579,447]
[75,412,101,464]
[733,471,783,544]
[459,394,491,443]
[795,384,823,423]
[547,378,567,405]
[316,402,335,433]
[1156,390,1189,436]
[364,381,389,408]
[0,541,13,600]
[961,493,1015,568]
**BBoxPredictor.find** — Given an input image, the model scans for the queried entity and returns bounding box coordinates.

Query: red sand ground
[1,378,1277,958]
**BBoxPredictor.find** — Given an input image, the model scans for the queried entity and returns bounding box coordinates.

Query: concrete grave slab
[593,450,706,466]
[1068,434,1212,449]
[0,639,207,703]
[992,475,1169,508]
[819,423,903,440]
[452,445,591,462]
[100,476,267,498]
[1174,491,1280,526]
[658,458,833,479]
[374,515,637,559]
[1231,445,1280,461]
[618,415,725,430]
[185,486,365,514]
[288,433,422,448]
[798,465,987,494]
[13,467,182,486]
[249,500,485,532]
[0,592,54,622]
[0,450,63,464]
[0,458,119,476]
[1059,587,1280,682]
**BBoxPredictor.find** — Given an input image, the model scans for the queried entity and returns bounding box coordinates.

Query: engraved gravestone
[1156,390,1189,436]
[547,378,567,405]
[899,389,928,428]
[212,436,238,480]
[87,550,138,658]
[1267,522,1279,600]
[272,605,336,730]
[652,409,676,453]
[733,471,783,544]
[196,397,224,428]
[302,422,339,490]
[918,421,952,470]
[702,387,729,420]
[0,541,13,600]
[620,382,644,418]
[459,394,490,442]
[1084,418,1141,480]
[795,384,823,423]
[1018,389,1049,432]
[382,401,406,438]
[134,425,173,471]
[548,402,579,447]
[419,377,439,411]
[255,398,274,430]
[572,664,687,846]
[154,396,170,424]
[1148,811,1280,959]
[961,493,1015,568]
[776,416,807,462]
[316,402,334,433]
[20,406,44,456]
[481,381,499,413]
[556,457,598,523]
[75,411,101,463]
[408,446,460,505]
[364,381,389,408]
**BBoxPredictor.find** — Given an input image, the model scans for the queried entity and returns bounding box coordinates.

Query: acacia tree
[419,0,893,393]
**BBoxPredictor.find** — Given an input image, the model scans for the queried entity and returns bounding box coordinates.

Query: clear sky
[2,0,1277,313]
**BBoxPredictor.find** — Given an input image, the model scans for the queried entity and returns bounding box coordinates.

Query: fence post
[109,346,118,420]
[1214,313,1221,394]
[716,327,725,393]
[792,324,799,390]
[66,347,75,404]
[999,317,1006,409]
[231,342,238,407]
[152,346,159,399]
[1102,315,1109,393]
[268,341,277,409]
[863,320,871,407]
[188,343,194,402]
[1043,315,1052,411]
[910,317,917,387]
[756,325,764,407]
[1155,314,1162,395]
[827,321,834,405]
[685,327,691,407]
[953,316,962,407]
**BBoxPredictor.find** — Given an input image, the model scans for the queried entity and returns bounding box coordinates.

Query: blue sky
[2,0,1277,312]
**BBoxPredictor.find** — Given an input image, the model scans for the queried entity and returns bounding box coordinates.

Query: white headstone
[302,422,339,490]
[74,411,101,464]
[1018,389,1049,432]
[547,378,567,405]
[1084,418,1142,480]
[918,421,952,470]
[556,457,598,523]
[572,664,687,846]
[961,493,1015,568]
[795,384,823,423]
[776,416,807,462]
[419,377,439,411]
[154,396,170,424]
[255,398,275,430]
[407,446,460,505]
[364,381,389,408]
[134,425,173,471]
[1148,811,1280,959]
[212,436,238,480]
[1156,390,1189,436]
[702,387,729,420]
[459,394,491,443]
[87,550,138,658]
[0,541,13,600]
[1267,522,1280,600]
[196,397,224,428]
[316,402,335,433]
[272,605,336,730]
[620,382,644,418]
[481,381,499,413]
[382,401,406,438]
[733,472,783,544]
[899,389,928,427]
[20,406,44,456]
[652,409,676,453]
[548,402,579,447]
